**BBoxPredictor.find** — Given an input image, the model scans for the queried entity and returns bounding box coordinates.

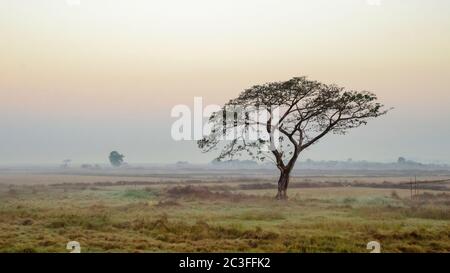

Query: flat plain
[0,169,449,253]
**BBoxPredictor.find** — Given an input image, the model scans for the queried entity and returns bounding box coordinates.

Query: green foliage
[109,151,125,167]
[121,189,157,199]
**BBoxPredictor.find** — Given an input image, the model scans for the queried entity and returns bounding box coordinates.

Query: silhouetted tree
[109,151,125,167]
[398,157,406,164]
[61,159,72,169]
[198,77,388,199]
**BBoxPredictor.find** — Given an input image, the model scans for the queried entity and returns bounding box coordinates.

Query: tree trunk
[276,169,291,200]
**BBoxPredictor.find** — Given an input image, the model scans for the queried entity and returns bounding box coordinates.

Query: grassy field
[0,176,449,253]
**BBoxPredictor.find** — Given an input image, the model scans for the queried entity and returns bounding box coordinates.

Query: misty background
[1,0,449,165]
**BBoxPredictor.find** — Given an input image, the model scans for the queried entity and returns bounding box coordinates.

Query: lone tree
[109,151,125,167]
[61,159,72,169]
[397,157,406,164]
[198,77,388,200]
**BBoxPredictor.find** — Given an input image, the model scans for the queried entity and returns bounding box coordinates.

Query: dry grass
[0,179,449,253]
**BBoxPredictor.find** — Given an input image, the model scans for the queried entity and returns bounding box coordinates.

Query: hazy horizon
[1,0,449,165]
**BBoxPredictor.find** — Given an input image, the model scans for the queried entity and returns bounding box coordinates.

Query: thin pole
[410,178,413,200]
[415,176,417,196]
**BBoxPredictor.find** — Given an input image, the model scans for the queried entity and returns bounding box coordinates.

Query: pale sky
[1,0,449,164]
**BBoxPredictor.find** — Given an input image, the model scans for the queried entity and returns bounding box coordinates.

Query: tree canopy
[109,151,125,167]
[198,77,389,199]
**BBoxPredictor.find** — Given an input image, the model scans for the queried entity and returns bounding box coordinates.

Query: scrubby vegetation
[0,181,449,253]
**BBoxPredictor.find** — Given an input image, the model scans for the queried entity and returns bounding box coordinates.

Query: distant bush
[239,183,274,190]
[20,219,34,226]
[7,189,18,196]
[122,189,157,199]
[391,191,401,200]
[166,185,247,201]
[154,200,181,207]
